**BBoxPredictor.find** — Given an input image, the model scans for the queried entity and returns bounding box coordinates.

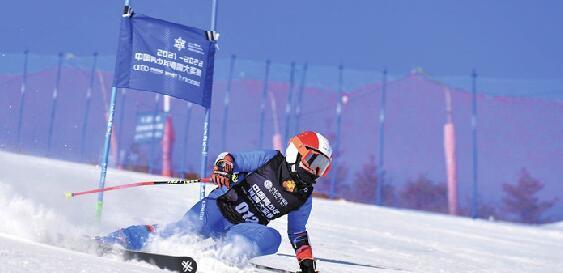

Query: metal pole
[471,69,479,219]
[199,0,219,200]
[200,109,211,200]
[258,59,271,149]
[149,94,160,174]
[181,102,194,175]
[46,53,64,156]
[97,87,119,220]
[376,68,387,205]
[284,62,296,144]
[221,54,236,151]
[293,62,308,135]
[329,64,344,199]
[116,89,127,168]
[96,0,131,221]
[80,52,98,161]
[16,50,29,151]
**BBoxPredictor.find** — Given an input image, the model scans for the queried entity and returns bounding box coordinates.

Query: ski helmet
[286,131,333,177]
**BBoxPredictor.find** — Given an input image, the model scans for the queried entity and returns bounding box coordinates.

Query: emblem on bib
[264,180,274,189]
[282,179,296,193]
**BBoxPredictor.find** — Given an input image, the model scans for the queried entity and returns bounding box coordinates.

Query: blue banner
[113,14,216,108]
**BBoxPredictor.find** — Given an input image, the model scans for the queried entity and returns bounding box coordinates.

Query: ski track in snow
[0,150,562,273]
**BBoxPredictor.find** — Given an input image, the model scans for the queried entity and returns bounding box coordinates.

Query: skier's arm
[211,150,278,188]
[287,196,315,263]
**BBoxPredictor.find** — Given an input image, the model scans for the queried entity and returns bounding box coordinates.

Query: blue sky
[1,0,562,78]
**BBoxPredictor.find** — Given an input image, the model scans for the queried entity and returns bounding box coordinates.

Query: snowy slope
[0,150,562,273]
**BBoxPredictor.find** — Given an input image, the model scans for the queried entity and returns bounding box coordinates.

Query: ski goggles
[291,138,332,177]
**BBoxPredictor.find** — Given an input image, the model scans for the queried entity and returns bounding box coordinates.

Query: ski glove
[212,154,234,188]
[299,259,318,273]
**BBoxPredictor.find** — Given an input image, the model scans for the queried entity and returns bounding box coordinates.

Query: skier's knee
[121,224,155,250]
[259,227,282,255]
[225,224,281,256]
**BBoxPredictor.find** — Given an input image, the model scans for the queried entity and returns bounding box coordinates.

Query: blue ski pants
[103,197,282,258]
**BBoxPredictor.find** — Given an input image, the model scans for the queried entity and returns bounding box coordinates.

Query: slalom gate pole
[199,108,211,201]
[96,0,131,221]
[66,178,211,198]
[198,0,219,201]
[97,86,118,220]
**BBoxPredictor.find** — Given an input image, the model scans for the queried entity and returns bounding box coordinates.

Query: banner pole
[283,62,296,144]
[293,62,308,135]
[200,109,211,200]
[46,53,64,156]
[199,0,219,200]
[96,0,131,221]
[329,64,344,199]
[16,50,29,152]
[97,86,119,220]
[258,59,271,149]
[376,68,387,205]
[182,102,193,176]
[221,54,236,151]
[80,52,98,161]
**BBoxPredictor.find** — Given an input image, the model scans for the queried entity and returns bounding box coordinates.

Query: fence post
[221,54,236,151]
[46,53,64,156]
[16,50,29,152]
[376,68,387,205]
[293,62,308,135]
[471,69,479,219]
[284,62,296,144]
[258,59,271,149]
[80,52,98,161]
[330,64,344,199]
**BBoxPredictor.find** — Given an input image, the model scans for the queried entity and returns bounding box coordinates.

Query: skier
[98,131,332,273]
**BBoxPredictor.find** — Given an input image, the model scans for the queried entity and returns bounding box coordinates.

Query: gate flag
[113,13,216,108]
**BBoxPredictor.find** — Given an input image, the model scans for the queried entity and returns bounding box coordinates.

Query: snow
[0,150,562,273]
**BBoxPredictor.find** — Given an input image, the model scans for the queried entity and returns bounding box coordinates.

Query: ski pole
[65,178,211,198]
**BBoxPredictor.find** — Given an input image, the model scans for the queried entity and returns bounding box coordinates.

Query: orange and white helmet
[286,131,333,177]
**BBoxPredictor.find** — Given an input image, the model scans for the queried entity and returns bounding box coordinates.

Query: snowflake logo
[181,260,194,272]
[174,37,186,51]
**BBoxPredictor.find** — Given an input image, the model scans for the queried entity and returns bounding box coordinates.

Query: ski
[251,263,300,273]
[99,246,197,273]
[123,250,197,273]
